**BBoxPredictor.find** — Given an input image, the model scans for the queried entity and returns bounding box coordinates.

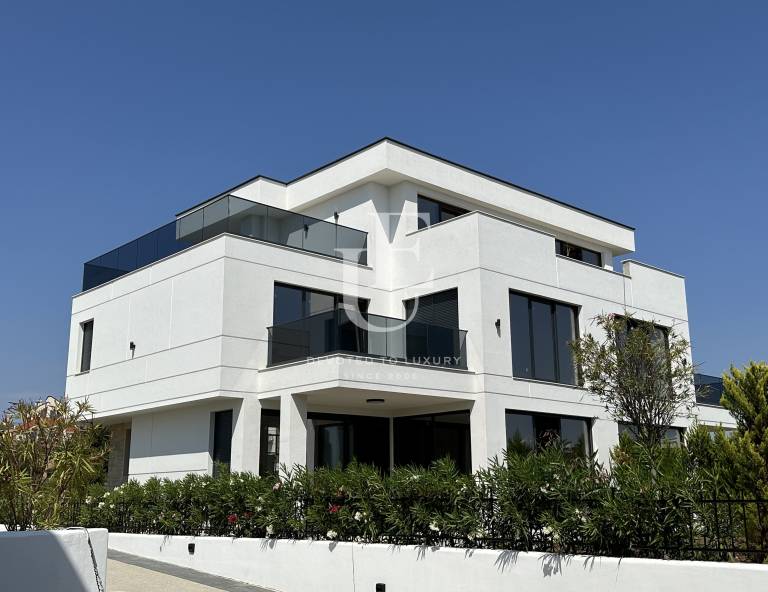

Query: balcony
[82,195,368,291]
[267,308,468,369]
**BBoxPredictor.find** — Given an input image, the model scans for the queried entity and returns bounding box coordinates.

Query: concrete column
[230,396,261,474]
[470,393,507,471]
[279,393,309,471]
[592,418,619,467]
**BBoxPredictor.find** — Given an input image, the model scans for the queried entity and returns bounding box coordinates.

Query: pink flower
[227,513,238,524]
[328,504,341,514]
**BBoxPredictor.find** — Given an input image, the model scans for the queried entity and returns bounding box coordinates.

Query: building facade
[65,138,728,484]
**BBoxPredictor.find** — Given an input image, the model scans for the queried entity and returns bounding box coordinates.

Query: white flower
[326,529,338,540]
[542,526,553,536]
[109,504,115,509]
[266,525,274,536]
[98,502,105,509]
[103,492,110,498]
[466,527,484,541]
[272,482,281,491]
[411,474,420,481]
[429,522,440,532]
[353,511,363,522]
[85,496,93,505]
[255,506,262,513]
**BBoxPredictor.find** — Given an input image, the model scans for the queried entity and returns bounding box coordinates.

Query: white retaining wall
[109,533,767,592]
[0,528,108,592]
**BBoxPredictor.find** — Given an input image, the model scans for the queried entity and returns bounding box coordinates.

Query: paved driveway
[107,550,271,592]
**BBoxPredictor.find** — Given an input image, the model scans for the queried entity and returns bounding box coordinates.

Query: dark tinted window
[80,320,94,373]
[273,284,306,325]
[694,374,725,406]
[273,283,367,326]
[510,293,532,378]
[618,317,670,351]
[259,410,280,476]
[509,292,578,385]
[417,196,441,229]
[619,423,683,447]
[310,413,390,472]
[505,411,591,456]
[531,300,557,382]
[394,411,471,473]
[556,239,602,267]
[122,429,132,482]
[505,412,535,451]
[417,196,469,229]
[555,304,577,384]
[212,410,233,476]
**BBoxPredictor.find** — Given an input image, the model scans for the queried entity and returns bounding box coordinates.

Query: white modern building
[65,138,733,487]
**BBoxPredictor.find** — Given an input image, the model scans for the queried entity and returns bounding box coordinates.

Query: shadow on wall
[0,528,108,592]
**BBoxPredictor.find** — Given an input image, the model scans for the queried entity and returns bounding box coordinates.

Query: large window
[394,411,471,474]
[273,283,368,325]
[211,409,233,476]
[509,292,578,385]
[79,320,94,373]
[310,413,390,472]
[619,316,669,348]
[618,423,683,447]
[417,196,469,229]
[555,239,602,267]
[270,283,370,364]
[505,411,591,456]
[259,410,280,476]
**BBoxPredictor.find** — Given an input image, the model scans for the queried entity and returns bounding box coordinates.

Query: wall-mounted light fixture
[366,398,385,405]
[334,211,340,223]
[494,319,501,330]
[129,341,136,352]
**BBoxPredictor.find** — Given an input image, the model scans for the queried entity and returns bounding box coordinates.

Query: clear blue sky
[1,1,766,401]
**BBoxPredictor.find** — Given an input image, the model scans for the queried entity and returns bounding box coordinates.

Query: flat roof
[176,137,635,231]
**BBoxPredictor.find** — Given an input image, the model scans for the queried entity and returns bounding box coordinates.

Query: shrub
[0,398,108,530]
[78,443,760,562]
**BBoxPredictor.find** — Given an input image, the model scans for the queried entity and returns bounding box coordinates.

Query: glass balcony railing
[82,195,368,291]
[267,308,468,369]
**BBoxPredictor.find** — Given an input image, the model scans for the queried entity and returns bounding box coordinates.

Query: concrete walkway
[107,550,272,592]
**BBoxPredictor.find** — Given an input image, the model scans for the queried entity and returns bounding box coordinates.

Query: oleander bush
[78,437,764,561]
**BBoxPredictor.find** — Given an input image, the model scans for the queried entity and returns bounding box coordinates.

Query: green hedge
[78,440,765,561]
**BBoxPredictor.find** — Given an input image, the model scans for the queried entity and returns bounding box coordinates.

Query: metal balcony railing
[267,308,468,369]
[82,195,368,291]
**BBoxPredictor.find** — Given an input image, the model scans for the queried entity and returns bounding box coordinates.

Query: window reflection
[505,411,591,456]
[509,292,578,385]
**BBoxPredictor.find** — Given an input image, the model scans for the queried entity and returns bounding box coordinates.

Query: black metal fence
[70,494,768,563]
